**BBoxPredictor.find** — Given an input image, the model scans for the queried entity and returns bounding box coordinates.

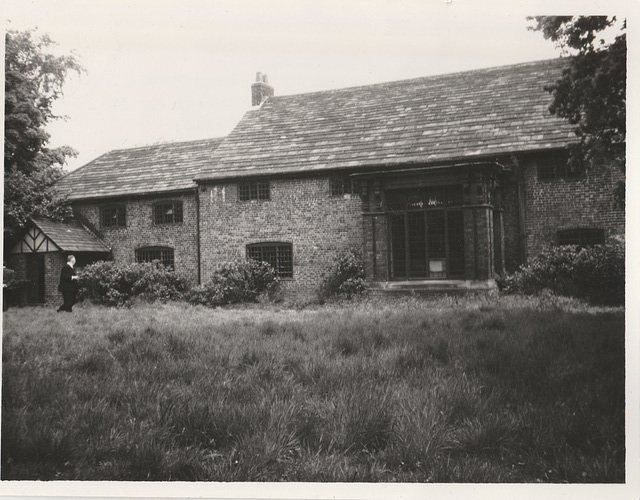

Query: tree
[527,16,626,209]
[4,28,84,242]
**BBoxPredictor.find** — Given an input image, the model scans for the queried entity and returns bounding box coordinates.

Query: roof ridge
[270,57,570,101]
[107,136,225,154]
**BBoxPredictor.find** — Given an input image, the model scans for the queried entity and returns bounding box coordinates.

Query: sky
[4,0,632,173]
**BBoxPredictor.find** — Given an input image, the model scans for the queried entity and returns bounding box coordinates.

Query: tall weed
[1,297,625,482]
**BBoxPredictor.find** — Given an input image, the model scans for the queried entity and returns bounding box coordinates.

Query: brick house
[7,58,625,304]
[193,58,624,294]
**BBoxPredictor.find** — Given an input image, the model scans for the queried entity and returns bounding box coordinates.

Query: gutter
[65,187,197,203]
[349,160,509,178]
[193,146,570,184]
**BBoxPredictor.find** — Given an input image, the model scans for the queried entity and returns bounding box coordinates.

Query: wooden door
[25,253,45,304]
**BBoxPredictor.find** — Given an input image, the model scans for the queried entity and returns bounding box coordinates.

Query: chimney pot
[251,72,274,107]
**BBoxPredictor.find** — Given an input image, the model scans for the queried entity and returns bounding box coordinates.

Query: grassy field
[1,294,625,482]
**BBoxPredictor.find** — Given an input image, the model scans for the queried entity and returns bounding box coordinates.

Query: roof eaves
[194,142,574,183]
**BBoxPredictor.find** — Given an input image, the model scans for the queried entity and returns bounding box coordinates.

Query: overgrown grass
[1,294,625,482]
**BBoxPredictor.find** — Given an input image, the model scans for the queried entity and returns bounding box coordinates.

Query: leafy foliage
[527,16,626,208]
[502,237,624,305]
[185,260,279,307]
[74,259,279,308]
[318,249,366,300]
[78,261,189,307]
[4,29,84,241]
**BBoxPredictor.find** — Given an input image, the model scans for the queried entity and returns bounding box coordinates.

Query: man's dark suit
[57,264,78,312]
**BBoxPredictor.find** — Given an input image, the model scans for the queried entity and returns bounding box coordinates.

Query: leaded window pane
[135,247,175,268]
[100,206,126,227]
[246,243,293,278]
[153,202,183,224]
[330,176,356,196]
[239,181,270,201]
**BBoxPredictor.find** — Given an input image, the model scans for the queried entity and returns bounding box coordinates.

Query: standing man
[57,255,79,312]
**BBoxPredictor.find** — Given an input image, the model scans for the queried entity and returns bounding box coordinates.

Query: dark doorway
[25,253,45,304]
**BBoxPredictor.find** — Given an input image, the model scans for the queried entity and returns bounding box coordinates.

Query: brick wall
[362,215,389,281]
[198,176,363,297]
[73,192,199,283]
[522,156,625,259]
[501,180,522,273]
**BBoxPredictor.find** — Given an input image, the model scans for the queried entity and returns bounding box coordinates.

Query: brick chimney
[251,72,274,107]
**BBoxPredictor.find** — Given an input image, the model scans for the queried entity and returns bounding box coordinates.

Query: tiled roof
[32,218,110,252]
[196,58,575,181]
[56,137,224,200]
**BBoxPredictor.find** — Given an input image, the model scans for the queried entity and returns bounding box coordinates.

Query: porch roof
[30,218,110,253]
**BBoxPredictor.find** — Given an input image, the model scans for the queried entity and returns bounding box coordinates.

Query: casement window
[246,242,293,279]
[135,246,175,268]
[153,201,183,225]
[330,175,357,197]
[538,153,578,181]
[557,228,605,247]
[100,205,126,228]
[238,181,270,201]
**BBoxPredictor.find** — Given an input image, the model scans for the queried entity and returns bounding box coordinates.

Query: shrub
[503,237,624,305]
[185,260,278,307]
[319,249,366,300]
[78,261,189,307]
